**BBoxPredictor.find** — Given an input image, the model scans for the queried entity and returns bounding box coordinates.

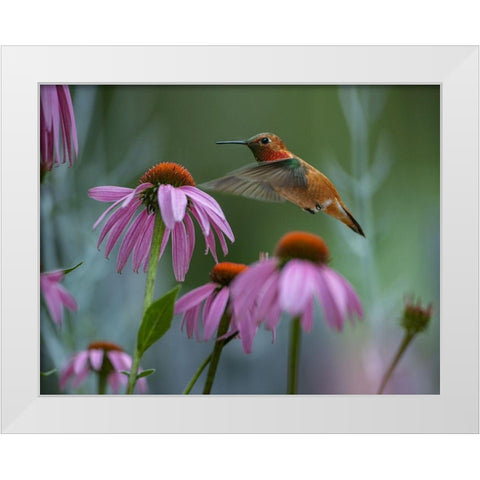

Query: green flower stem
[127,213,165,394]
[202,314,231,394]
[287,316,301,394]
[183,331,238,395]
[98,372,108,395]
[377,332,414,394]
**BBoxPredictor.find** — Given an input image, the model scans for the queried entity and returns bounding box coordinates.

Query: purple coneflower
[175,262,248,345]
[230,231,363,354]
[59,341,148,394]
[88,162,234,281]
[40,270,78,326]
[40,85,78,175]
[175,262,250,394]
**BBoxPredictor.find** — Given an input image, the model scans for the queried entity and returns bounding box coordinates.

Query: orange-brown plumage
[205,132,364,237]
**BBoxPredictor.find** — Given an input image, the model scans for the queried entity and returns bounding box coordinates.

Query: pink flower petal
[73,351,89,375]
[72,365,90,388]
[104,200,140,258]
[316,267,348,330]
[203,287,229,340]
[132,213,154,273]
[59,362,75,390]
[55,280,76,306]
[136,377,148,393]
[157,184,187,230]
[183,213,196,263]
[107,351,132,371]
[231,259,278,316]
[172,221,189,281]
[88,186,134,203]
[182,303,202,340]
[204,228,218,263]
[89,349,104,371]
[108,372,123,394]
[116,210,150,272]
[190,203,211,235]
[180,186,226,219]
[300,299,314,333]
[279,260,318,316]
[254,268,281,322]
[175,283,217,313]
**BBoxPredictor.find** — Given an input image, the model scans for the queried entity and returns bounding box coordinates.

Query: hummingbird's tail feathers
[338,202,365,237]
[325,200,365,237]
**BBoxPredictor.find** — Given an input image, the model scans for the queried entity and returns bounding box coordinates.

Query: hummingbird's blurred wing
[200,158,307,203]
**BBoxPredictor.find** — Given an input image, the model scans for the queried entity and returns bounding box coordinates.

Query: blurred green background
[40,85,439,394]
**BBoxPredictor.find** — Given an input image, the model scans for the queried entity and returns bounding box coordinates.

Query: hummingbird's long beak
[216,140,247,145]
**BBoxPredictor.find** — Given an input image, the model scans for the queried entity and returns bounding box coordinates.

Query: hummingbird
[201,132,365,237]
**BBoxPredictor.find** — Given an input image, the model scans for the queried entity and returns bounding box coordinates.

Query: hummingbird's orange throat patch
[88,341,123,352]
[275,231,330,265]
[210,262,248,286]
[140,162,195,187]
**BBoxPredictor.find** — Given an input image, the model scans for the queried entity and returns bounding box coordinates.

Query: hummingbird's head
[216,132,291,162]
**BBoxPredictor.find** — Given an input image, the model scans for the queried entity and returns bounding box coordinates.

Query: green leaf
[120,368,155,379]
[62,262,83,276]
[136,369,156,379]
[40,368,57,377]
[136,285,180,356]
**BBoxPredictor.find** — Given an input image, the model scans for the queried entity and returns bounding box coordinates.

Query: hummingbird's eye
[261,137,270,144]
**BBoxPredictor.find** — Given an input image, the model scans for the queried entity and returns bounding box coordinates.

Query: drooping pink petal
[264,303,282,332]
[132,213,154,273]
[182,303,202,340]
[116,210,150,272]
[57,86,74,164]
[172,221,189,281]
[59,362,75,390]
[190,203,211,236]
[338,273,363,320]
[88,349,104,371]
[88,186,134,203]
[300,299,314,333]
[279,260,318,316]
[72,351,89,375]
[203,207,235,242]
[203,287,229,340]
[175,283,217,313]
[236,310,257,354]
[121,183,152,208]
[157,184,187,230]
[104,200,141,258]
[316,267,348,331]
[203,228,218,263]
[42,281,64,325]
[58,85,78,159]
[72,365,90,388]
[230,259,278,316]
[183,213,196,263]
[107,351,132,371]
[108,372,122,394]
[56,284,78,313]
[159,227,171,259]
[212,223,229,256]
[254,268,281,323]
[136,377,148,393]
[96,199,137,248]
[180,186,226,219]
